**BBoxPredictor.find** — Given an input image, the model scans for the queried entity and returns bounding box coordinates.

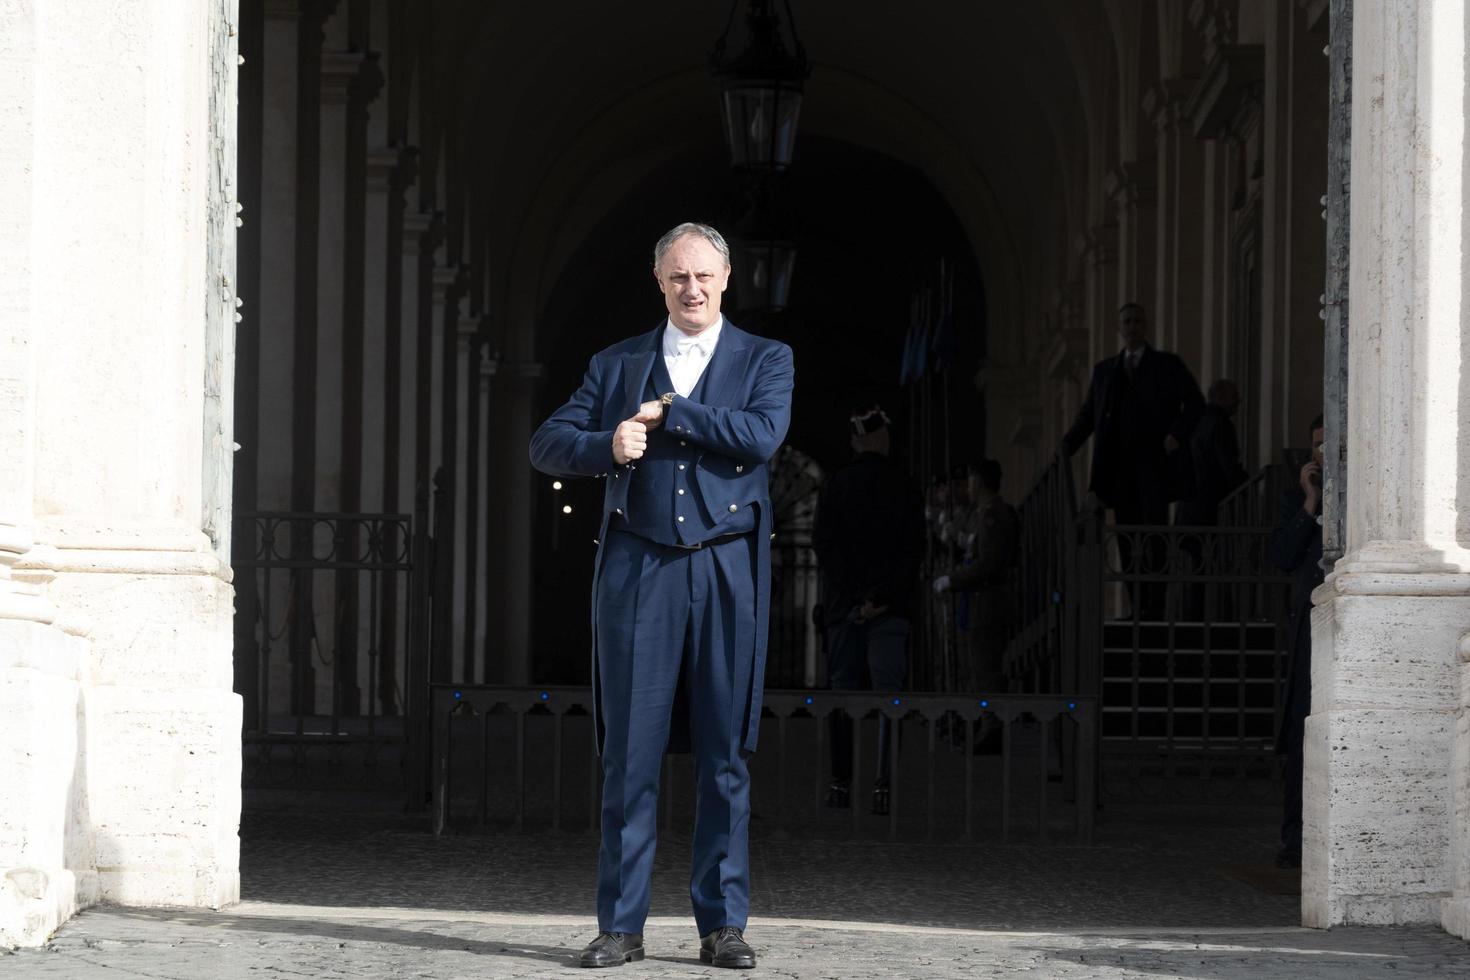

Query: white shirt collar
[663,315,723,357]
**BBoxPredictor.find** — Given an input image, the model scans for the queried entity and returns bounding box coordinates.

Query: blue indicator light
[980,699,989,708]
[891,697,901,706]
[453,690,462,700]
[804,696,814,705]
[539,691,550,701]
[1067,701,1077,711]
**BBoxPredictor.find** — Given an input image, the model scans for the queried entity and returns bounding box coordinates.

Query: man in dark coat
[530,222,792,969]
[1269,415,1325,869]
[1177,378,1250,526]
[813,406,924,812]
[1062,302,1204,617]
[933,459,1019,691]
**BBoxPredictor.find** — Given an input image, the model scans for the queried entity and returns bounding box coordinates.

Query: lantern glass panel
[722,85,803,170]
[735,243,797,311]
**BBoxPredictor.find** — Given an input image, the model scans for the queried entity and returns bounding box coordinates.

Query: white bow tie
[674,337,709,357]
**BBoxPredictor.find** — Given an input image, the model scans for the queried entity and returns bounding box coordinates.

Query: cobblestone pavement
[3,802,1467,977]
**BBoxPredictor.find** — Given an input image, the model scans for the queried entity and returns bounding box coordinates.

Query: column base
[1302,578,1462,928]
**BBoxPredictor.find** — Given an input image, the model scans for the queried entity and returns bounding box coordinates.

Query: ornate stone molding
[0,521,57,625]
[1080,225,1118,269]
[1185,45,1265,141]
[365,147,399,193]
[1104,162,1155,210]
[405,210,445,258]
[1143,78,1196,133]
[320,51,364,106]
[263,0,301,20]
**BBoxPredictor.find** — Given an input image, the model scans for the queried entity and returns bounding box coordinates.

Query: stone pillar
[400,209,432,509]
[0,0,242,935]
[451,316,476,679]
[1147,79,1206,367]
[1304,0,1467,932]
[428,265,463,684]
[1105,163,1157,317]
[1080,225,1118,365]
[362,147,398,516]
[474,353,496,680]
[0,5,90,944]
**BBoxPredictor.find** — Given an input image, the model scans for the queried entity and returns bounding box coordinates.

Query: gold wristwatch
[659,391,676,419]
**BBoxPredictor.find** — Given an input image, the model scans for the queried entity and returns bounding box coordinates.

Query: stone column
[451,314,476,678]
[0,4,88,945]
[474,352,496,680]
[1080,224,1118,365]
[1305,0,1468,933]
[428,265,464,684]
[362,146,398,516]
[1147,79,1206,367]
[400,208,432,509]
[3,0,242,931]
[1105,163,1157,318]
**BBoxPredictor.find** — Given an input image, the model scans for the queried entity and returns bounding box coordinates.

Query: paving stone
[2,802,1466,977]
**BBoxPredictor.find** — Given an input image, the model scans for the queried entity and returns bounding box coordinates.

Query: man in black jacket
[1062,302,1204,617]
[1269,415,1325,869]
[1178,378,1249,526]
[813,406,924,811]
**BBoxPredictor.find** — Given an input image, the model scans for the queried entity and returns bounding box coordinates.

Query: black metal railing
[1090,524,1291,800]
[431,685,1096,845]
[1004,454,1085,693]
[234,507,430,802]
[766,531,821,689]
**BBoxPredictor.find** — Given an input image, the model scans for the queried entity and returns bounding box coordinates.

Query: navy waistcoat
[618,350,758,547]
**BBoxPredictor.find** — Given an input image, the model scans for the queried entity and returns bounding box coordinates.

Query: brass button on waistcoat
[729,504,738,512]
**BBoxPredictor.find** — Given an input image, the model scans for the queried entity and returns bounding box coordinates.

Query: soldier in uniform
[813,406,925,813]
[934,460,1019,732]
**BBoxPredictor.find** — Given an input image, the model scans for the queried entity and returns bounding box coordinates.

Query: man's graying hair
[653,222,731,269]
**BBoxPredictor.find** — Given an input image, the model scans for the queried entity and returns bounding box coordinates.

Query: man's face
[654,235,730,333]
[1118,307,1148,350]
[1311,427,1325,467]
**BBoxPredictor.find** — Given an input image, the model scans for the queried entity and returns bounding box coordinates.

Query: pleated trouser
[594,527,754,935]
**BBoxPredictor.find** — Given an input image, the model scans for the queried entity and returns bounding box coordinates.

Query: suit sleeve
[663,343,794,463]
[1269,489,1318,574]
[1062,366,1099,455]
[1168,358,1206,445]
[528,355,618,478]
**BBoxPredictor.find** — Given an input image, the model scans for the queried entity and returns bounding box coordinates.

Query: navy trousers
[594,528,754,936]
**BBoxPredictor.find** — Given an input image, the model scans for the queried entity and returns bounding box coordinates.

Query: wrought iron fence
[430,685,1096,845]
[766,531,822,689]
[234,508,429,801]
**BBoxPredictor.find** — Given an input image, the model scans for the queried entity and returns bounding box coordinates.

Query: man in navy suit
[530,222,793,969]
[1062,302,1203,617]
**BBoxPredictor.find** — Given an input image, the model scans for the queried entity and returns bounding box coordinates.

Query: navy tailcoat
[528,320,794,755]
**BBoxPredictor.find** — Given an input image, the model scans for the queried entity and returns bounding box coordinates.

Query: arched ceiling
[426,1,1118,361]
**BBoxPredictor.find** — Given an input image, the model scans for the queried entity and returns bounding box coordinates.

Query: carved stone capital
[1144,78,1197,133]
[320,51,365,106]
[366,147,399,193]
[1185,45,1265,141]
[1081,224,1118,268]
[1104,162,1155,210]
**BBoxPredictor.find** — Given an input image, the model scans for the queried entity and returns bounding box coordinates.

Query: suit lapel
[700,321,752,408]
[620,324,663,417]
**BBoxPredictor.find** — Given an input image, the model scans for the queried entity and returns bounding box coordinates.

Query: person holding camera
[1269,414,1325,869]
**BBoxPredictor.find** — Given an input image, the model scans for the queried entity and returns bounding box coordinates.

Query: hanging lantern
[730,176,798,313]
[710,0,810,172]
[732,238,797,313]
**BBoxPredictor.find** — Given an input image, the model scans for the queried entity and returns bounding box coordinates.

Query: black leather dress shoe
[700,926,756,969]
[577,932,644,968]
